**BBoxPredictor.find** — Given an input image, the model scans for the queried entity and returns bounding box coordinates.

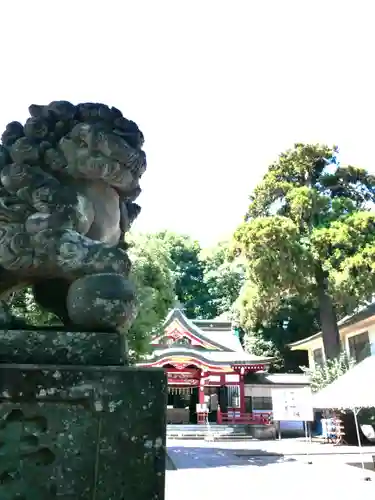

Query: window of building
[312,348,324,367]
[348,331,371,363]
[252,396,272,411]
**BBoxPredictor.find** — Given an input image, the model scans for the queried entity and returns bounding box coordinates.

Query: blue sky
[1,1,374,246]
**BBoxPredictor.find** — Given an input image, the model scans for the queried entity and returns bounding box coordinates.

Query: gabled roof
[192,318,243,352]
[144,308,274,371]
[151,308,239,352]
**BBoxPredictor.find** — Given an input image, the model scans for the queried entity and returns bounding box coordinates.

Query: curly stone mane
[0,101,147,331]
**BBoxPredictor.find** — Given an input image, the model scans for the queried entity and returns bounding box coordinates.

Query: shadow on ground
[167,445,295,470]
[348,461,375,472]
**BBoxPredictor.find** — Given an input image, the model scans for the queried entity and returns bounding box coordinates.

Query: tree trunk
[315,264,341,360]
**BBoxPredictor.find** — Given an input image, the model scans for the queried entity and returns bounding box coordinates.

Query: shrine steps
[166,424,255,441]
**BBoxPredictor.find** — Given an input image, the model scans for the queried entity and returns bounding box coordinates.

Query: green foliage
[126,231,245,356]
[145,232,244,320]
[234,143,375,358]
[10,288,58,326]
[200,241,245,318]
[127,233,176,358]
[126,231,246,356]
[236,288,317,372]
[151,231,209,318]
[301,351,355,393]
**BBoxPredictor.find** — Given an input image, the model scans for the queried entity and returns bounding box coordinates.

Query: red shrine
[138,308,273,425]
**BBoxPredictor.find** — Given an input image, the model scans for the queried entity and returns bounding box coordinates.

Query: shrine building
[137,308,276,425]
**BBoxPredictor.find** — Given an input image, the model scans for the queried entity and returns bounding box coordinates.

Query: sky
[1,1,374,246]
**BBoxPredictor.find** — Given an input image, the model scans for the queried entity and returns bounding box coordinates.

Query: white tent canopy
[313,355,375,410]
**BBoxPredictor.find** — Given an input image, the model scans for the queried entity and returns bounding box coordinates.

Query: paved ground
[166,439,375,499]
[200,436,375,456]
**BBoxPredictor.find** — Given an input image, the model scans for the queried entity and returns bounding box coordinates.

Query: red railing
[197,412,209,425]
[217,409,272,425]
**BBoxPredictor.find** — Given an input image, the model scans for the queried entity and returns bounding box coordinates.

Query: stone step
[166,423,254,441]
[167,425,248,432]
[167,430,249,434]
[167,432,248,437]
[166,425,245,428]
[167,430,248,435]
[167,434,253,441]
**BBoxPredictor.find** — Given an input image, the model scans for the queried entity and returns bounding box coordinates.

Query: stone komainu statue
[0,101,146,331]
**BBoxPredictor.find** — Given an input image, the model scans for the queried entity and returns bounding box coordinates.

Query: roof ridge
[160,308,235,351]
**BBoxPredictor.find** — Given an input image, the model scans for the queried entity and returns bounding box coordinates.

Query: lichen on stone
[0,101,146,333]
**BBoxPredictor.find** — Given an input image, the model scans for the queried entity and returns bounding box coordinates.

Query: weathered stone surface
[67,273,136,331]
[0,101,165,497]
[0,329,125,366]
[0,100,146,333]
[0,364,166,499]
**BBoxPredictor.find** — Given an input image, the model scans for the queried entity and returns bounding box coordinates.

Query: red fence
[217,410,272,425]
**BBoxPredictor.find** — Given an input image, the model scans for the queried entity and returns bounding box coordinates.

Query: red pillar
[197,370,206,424]
[199,386,205,404]
[240,373,245,416]
[217,406,222,424]
[199,369,205,406]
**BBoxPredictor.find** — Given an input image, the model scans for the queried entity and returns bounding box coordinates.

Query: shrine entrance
[166,365,200,424]
[167,386,199,424]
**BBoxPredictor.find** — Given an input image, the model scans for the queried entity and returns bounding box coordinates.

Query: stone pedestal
[0,329,167,499]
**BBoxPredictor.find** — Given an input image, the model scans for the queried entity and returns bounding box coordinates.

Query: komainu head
[0,100,146,202]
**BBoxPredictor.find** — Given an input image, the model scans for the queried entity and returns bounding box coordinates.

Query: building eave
[289,302,375,351]
[137,348,273,370]
[288,332,322,351]
[192,319,232,330]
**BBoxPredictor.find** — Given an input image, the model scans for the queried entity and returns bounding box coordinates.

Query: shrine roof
[154,308,243,352]
[192,318,243,352]
[139,346,273,366]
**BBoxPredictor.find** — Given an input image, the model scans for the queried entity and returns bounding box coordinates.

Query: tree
[149,231,210,318]
[129,232,244,320]
[236,290,317,372]
[127,233,176,358]
[153,232,245,319]
[200,241,246,318]
[234,143,375,359]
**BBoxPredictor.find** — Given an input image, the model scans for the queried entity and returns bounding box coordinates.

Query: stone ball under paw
[66,273,136,331]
